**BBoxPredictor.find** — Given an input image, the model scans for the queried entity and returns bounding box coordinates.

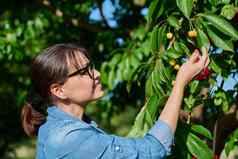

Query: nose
[93,69,101,78]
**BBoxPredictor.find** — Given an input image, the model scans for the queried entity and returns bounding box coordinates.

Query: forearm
[159,79,185,133]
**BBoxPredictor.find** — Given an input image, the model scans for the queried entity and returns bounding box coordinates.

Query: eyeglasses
[68,62,95,79]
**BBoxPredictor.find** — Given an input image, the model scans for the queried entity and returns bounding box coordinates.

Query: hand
[175,47,210,87]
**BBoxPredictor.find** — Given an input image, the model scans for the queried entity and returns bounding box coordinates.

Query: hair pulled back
[21,43,90,137]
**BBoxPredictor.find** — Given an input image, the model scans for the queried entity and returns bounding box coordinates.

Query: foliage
[0,0,238,158]
[102,0,238,158]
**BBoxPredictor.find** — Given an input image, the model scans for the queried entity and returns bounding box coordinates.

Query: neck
[56,102,85,120]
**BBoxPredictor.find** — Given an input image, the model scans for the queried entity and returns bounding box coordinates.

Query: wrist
[174,77,186,89]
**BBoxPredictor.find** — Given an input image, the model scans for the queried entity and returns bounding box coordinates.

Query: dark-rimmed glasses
[68,62,95,79]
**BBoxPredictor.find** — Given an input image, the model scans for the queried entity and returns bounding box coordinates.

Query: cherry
[166,32,173,39]
[188,30,197,38]
[195,67,210,80]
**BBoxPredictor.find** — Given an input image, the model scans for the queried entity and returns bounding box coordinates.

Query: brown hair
[21,43,90,137]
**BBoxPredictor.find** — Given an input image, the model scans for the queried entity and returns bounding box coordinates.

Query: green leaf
[162,67,171,83]
[225,141,235,157]
[150,27,159,52]
[210,58,222,74]
[196,28,210,49]
[159,26,167,51]
[146,95,160,120]
[174,41,183,53]
[186,133,213,159]
[189,81,199,94]
[174,41,190,56]
[127,105,147,137]
[224,129,238,156]
[145,110,154,127]
[108,70,115,89]
[184,95,196,109]
[109,54,122,66]
[100,62,109,84]
[167,15,181,29]
[208,0,218,6]
[222,100,229,112]
[122,57,130,80]
[134,48,144,60]
[209,0,230,6]
[151,70,165,95]
[206,27,234,52]
[156,60,167,83]
[131,26,146,40]
[166,47,183,59]
[221,5,237,20]
[214,98,222,106]
[179,42,191,56]
[145,73,154,97]
[191,124,213,140]
[176,0,193,19]
[201,13,238,40]
[130,55,140,68]
[147,0,164,24]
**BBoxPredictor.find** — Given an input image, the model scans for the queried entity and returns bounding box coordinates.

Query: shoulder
[39,120,97,158]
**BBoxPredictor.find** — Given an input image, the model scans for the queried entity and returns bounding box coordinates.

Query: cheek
[64,77,95,99]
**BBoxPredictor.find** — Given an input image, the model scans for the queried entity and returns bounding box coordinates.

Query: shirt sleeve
[61,130,168,159]
[57,122,174,159]
[50,119,174,159]
[147,119,174,155]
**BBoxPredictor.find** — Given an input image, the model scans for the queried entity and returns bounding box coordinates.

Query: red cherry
[233,12,238,24]
[214,154,219,159]
[195,67,210,80]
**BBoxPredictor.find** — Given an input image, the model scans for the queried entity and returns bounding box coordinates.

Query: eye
[79,69,88,75]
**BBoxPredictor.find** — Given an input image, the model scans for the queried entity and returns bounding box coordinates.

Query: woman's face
[60,53,104,105]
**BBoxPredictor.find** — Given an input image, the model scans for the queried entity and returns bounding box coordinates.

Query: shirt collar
[47,106,106,134]
[47,106,97,127]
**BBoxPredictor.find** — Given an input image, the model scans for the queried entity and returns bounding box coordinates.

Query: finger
[189,49,201,63]
[201,47,208,66]
[204,56,210,68]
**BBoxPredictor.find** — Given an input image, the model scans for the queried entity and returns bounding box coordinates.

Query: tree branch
[95,0,111,29]
[39,0,113,33]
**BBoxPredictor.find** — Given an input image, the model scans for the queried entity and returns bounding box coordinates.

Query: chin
[90,84,105,101]
[91,90,104,101]
[96,90,105,99]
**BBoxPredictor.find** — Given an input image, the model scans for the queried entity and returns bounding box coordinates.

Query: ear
[50,83,67,99]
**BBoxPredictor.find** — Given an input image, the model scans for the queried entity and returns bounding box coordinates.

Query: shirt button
[115,146,120,151]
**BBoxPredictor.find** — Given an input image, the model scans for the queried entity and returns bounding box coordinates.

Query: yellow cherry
[188,30,197,38]
[166,32,173,39]
[172,80,176,85]
[169,59,176,66]
[174,64,180,70]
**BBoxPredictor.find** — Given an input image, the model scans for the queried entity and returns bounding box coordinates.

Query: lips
[94,76,101,85]
[95,81,101,85]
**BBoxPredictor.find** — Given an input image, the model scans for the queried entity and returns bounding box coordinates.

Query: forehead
[67,50,90,70]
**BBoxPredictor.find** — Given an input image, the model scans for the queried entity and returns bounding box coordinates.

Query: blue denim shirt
[36,106,174,159]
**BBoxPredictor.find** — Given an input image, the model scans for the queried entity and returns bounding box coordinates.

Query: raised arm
[159,48,209,133]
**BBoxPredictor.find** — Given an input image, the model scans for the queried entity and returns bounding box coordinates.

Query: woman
[21,43,209,159]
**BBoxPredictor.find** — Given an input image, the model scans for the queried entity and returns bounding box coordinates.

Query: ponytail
[21,103,46,137]
[21,89,47,137]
